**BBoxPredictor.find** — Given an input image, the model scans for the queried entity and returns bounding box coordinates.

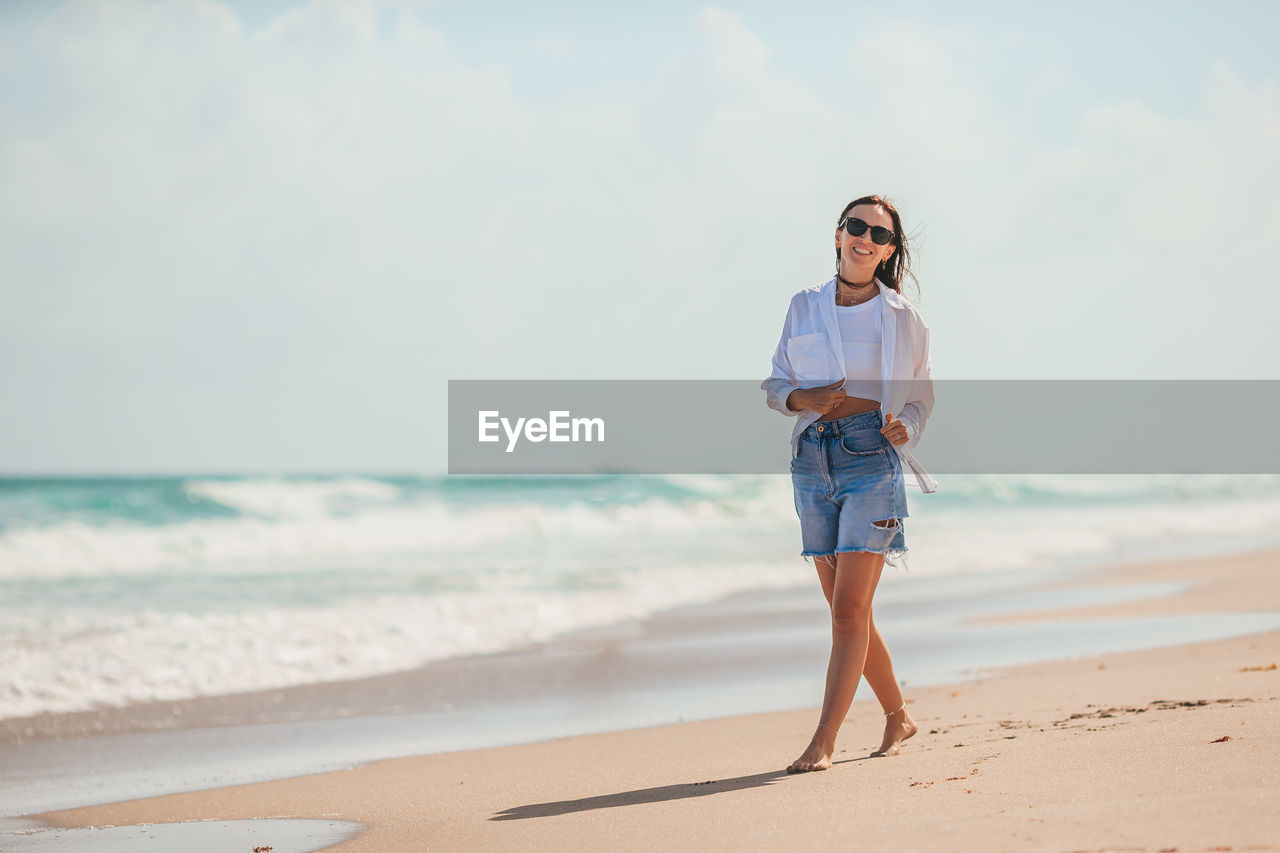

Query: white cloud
[0,2,1276,471]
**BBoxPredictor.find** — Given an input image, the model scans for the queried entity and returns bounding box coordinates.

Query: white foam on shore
[0,480,798,579]
[903,494,1280,576]
[4,475,1280,721]
[5,474,1280,581]
[0,557,803,720]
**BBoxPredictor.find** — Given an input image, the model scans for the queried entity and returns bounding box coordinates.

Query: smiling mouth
[852,247,873,256]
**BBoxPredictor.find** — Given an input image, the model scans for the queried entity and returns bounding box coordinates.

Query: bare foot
[786,726,836,774]
[870,706,918,757]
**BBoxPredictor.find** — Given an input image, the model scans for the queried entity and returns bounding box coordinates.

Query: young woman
[761,195,936,773]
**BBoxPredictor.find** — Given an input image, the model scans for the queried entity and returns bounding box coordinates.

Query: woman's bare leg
[864,614,919,756]
[787,550,883,773]
[809,555,919,760]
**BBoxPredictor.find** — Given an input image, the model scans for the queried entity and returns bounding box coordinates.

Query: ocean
[4,473,1280,723]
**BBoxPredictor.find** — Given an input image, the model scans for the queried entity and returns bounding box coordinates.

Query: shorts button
[817,425,824,432]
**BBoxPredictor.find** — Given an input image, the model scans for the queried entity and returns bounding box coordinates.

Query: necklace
[836,273,877,306]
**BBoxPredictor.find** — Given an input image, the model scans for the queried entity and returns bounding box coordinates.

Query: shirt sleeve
[897,319,934,450]
[761,298,802,416]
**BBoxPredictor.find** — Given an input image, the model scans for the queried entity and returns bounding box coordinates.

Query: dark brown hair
[835,194,917,299]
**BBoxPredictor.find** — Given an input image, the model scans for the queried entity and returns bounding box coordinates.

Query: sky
[1,0,1277,474]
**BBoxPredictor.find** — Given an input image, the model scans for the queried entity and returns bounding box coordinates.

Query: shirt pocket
[787,332,839,384]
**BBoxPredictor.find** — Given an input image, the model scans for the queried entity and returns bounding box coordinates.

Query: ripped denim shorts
[790,408,909,566]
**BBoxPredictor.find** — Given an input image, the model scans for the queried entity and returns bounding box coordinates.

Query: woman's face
[835,203,896,279]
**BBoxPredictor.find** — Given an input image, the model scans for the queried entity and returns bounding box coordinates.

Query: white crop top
[836,295,882,402]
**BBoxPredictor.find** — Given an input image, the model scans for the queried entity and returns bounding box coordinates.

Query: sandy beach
[15,546,1277,851]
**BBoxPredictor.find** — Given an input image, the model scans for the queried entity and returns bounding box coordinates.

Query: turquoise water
[3,473,1280,721]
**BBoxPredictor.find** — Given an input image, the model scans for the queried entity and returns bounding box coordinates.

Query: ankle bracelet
[885,702,906,717]
[817,723,839,736]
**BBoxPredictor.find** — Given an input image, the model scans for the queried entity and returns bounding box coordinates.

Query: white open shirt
[761,276,938,494]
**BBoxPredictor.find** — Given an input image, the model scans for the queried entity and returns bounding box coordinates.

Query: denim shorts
[790,408,909,565]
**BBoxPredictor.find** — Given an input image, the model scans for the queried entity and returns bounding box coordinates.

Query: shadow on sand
[493,756,875,820]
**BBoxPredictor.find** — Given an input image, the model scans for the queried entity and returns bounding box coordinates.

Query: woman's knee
[831,602,872,633]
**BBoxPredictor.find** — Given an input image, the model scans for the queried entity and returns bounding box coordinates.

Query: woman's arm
[896,320,934,451]
[762,301,803,416]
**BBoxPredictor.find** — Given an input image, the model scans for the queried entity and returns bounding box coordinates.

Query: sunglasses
[840,217,895,246]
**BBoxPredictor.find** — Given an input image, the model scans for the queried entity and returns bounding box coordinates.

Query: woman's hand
[788,381,847,415]
[881,412,908,446]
